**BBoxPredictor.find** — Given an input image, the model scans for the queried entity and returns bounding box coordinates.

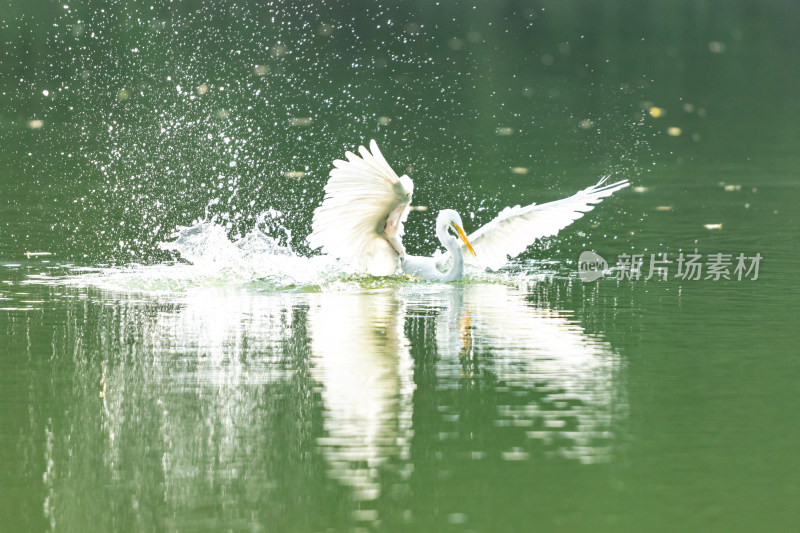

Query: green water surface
[2,1,799,532]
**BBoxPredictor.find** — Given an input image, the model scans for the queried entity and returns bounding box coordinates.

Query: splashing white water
[154,215,348,287]
[25,215,344,294]
[21,212,562,295]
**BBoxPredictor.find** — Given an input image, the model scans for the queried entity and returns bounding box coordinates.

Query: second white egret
[307,140,629,280]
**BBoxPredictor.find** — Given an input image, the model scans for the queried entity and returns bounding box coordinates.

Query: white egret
[307,140,629,280]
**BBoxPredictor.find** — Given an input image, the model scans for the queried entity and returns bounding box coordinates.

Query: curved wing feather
[460,176,629,270]
[308,140,414,275]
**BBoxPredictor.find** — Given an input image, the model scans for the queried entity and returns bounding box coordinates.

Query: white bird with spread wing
[307,140,629,281]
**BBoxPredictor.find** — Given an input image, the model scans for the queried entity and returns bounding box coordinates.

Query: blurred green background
[2,0,795,263]
[2,1,799,532]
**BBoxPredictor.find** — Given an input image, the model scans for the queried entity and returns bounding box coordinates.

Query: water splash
[157,213,339,287]
[17,213,564,295]
[1,1,647,266]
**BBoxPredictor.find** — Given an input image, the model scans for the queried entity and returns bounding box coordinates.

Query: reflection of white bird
[307,140,629,279]
[307,291,414,502]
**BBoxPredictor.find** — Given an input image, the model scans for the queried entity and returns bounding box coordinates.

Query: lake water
[2,1,799,531]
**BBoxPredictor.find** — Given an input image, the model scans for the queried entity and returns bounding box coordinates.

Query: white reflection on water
[30,272,625,529]
[413,283,623,463]
[308,291,415,502]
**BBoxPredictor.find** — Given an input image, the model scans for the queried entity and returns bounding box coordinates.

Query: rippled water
[3,1,800,531]
[3,237,798,531]
[5,256,629,531]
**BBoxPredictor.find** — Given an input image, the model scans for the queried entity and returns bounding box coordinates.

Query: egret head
[437,209,476,257]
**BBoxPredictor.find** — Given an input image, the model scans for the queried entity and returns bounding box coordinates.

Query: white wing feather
[308,140,413,276]
[456,176,629,271]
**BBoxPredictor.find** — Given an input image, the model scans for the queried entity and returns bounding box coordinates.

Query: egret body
[400,209,476,281]
[307,140,629,281]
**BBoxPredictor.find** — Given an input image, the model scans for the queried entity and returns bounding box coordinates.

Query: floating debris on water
[409,205,428,212]
[578,119,594,129]
[683,103,696,113]
[404,22,420,34]
[501,449,529,461]
[656,205,673,211]
[283,171,306,178]
[289,117,312,126]
[447,513,468,525]
[510,167,529,175]
[718,181,742,192]
[253,64,269,76]
[25,251,53,258]
[196,83,208,95]
[649,106,665,118]
[709,41,726,53]
[466,30,481,43]
[632,186,650,193]
[28,119,44,129]
[667,127,682,136]
[378,116,391,126]
[352,509,379,522]
[496,126,514,136]
[704,223,723,230]
[448,37,463,50]
[270,44,289,57]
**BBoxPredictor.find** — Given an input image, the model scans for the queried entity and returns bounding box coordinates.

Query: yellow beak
[450,221,476,257]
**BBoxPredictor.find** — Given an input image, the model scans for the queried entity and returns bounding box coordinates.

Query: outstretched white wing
[453,176,629,271]
[308,140,414,276]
